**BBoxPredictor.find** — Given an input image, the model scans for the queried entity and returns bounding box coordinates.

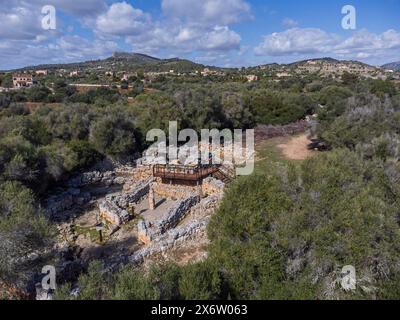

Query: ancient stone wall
[99,178,153,225]
[99,200,129,225]
[137,195,200,244]
[137,220,152,245]
[157,195,200,233]
[122,166,153,191]
[153,183,197,200]
[130,217,210,265]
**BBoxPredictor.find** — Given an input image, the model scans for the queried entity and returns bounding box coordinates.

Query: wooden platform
[153,164,234,184]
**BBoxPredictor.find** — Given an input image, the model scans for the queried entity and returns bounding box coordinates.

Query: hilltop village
[1,53,398,95]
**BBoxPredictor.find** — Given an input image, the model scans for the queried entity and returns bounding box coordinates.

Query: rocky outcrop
[35,284,53,300]
[46,188,91,219]
[67,171,126,188]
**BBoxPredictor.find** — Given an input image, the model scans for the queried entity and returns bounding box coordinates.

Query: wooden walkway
[153,164,234,184]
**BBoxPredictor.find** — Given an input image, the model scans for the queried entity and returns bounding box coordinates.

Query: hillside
[6,52,205,74]
[382,61,400,71]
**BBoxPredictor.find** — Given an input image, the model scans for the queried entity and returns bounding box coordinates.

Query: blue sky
[1,0,399,69]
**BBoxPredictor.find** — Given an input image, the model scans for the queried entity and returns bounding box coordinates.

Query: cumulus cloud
[95,2,151,36]
[254,28,339,56]
[0,0,107,17]
[126,24,241,54]
[0,35,118,69]
[0,0,249,68]
[200,26,241,51]
[17,0,107,17]
[0,6,44,40]
[254,27,400,62]
[99,1,244,54]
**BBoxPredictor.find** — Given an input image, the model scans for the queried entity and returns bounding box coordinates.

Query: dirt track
[276,134,314,160]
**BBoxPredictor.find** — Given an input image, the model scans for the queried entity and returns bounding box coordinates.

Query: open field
[255,133,317,174]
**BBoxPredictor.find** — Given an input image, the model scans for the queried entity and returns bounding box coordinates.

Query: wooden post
[149,184,155,210]
[197,180,203,198]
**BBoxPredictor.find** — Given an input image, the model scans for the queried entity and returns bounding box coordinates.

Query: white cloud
[95,2,151,36]
[255,28,339,56]
[0,36,117,69]
[0,6,44,40]
[0,0,247,68]
[126,24,241,54]
[116,1,245,54]
[3,0,107,20]
[17,0,107,17]
[254,28,400,62]
[199,26,241,51]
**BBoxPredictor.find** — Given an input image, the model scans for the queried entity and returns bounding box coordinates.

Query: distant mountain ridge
[6,52,205,73]
[4,52,396,73]
[108,52,161,64]
[382,61,400,71]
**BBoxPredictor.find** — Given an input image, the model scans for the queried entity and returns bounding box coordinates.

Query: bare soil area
[276,133,314,160]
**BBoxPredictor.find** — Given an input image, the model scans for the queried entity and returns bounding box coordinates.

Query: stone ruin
[38,148,231,300]
[98,177,152,225]
[93,158,227,265]
[45,170,128,221]
[137,194,200,244]
[43,142,231,282]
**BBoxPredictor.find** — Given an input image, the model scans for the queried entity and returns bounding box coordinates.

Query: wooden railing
[153,164,219,182]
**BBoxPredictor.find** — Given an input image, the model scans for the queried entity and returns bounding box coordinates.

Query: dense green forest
[1,72,399,299]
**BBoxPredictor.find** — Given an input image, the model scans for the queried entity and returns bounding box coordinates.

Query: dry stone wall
[157,195,200,233]
[131,217,210,265]
[99,200,130,225]
[99,178,153,226]
[153,183,196,199]
[137,195,200,244]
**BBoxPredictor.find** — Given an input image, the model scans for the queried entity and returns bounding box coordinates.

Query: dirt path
[276,134,313,160]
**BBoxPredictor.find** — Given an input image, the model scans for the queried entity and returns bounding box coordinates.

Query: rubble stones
[46,190,91,219]
[58,223,77,243]
[67,170,126,188]
[202,177,225,196]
